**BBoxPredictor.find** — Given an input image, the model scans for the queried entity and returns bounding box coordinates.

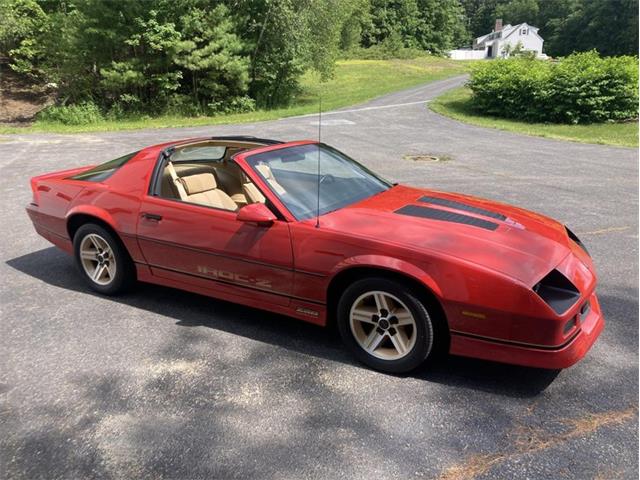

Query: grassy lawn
[430,86,638,148]
[0,56,469,134]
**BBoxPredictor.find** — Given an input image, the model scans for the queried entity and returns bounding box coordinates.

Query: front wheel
[73,223,134,295]
[337,278,434,373]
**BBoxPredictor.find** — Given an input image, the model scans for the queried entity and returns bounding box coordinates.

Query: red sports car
[26,136,604,373]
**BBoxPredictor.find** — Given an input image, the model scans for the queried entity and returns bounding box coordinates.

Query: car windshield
[245,143,391,220]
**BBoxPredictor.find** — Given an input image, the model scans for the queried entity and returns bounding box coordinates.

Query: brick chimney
[495,18,503,32]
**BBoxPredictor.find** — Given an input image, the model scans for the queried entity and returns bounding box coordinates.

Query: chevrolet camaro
[26,136,604,373]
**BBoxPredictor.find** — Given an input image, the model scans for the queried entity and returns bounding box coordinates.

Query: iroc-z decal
[197,266,273,289]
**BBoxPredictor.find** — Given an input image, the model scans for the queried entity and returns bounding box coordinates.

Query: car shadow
[7,246,561,398]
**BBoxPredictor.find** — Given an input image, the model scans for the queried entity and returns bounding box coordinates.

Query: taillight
[30,178,39,206]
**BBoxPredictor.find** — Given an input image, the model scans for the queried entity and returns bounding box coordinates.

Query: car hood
[320,185,574,286]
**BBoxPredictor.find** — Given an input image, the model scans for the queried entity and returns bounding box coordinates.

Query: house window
[521,28,528,35]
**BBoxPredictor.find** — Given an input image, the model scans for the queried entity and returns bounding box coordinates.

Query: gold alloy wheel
[349,290,418,360]
[79,233,116,286]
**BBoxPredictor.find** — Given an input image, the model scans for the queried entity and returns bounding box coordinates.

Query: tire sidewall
[337,277,434,373]
[73,224,131,295]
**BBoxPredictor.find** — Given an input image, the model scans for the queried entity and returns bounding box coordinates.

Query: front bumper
[449,292,604,369]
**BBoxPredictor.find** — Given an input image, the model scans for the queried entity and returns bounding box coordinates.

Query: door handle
[141,212,163,221]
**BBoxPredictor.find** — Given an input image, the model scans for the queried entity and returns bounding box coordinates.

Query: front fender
[329,254,443,298]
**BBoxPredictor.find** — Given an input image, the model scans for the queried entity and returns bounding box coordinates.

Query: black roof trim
[209,136,283,145]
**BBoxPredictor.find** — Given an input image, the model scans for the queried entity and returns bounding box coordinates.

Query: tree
[173,4,249,109]
[362,0,466,53]
[557,0,638,56]
[231,0,311,107]
[494,0,539,25]
[361,0,420,48]
[0,0,49,58]
[414,0,468,53]
[459,0,501,40]
[304,0,366,79]
[339,0,371,51]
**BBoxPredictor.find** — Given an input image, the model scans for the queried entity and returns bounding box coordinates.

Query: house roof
[475,23,543,45]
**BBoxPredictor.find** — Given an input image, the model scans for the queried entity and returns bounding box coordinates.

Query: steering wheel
[319,173,335,185]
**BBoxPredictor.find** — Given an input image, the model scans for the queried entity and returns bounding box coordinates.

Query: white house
[449,19,546,60]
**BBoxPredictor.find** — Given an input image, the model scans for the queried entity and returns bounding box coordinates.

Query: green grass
[0,56,470,134]
[430,86,638,148]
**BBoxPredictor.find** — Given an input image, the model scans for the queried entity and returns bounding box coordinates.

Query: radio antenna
[315,91,322,228]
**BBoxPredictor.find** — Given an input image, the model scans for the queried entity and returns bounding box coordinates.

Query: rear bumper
[26,205,73,254]
[449,293,605,369]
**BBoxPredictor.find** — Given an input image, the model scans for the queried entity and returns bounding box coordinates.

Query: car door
[136,195,294,307]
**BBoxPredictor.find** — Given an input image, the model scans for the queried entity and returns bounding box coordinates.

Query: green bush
[37,102,104,125]
[207,96,256,115]
[468,51,639,124]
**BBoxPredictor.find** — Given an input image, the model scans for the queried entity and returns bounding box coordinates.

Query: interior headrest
[180,173,217,194]
[256,164,273,180]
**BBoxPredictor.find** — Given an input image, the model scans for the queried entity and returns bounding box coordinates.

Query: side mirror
[236,203,277,225]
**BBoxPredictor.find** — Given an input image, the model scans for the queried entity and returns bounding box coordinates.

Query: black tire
[337,277,434,373]
[73,223,135,295]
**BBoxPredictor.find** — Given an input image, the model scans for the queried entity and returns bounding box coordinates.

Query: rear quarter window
[70,151,139,182]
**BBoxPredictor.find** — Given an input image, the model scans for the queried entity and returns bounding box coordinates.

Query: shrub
[158,94,204,118]
[468,51,639,124]
[207,96,256,115]
[468,57,551,121]
[37,101,104,125]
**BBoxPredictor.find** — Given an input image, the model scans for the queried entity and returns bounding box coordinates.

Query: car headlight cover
[533,269,580,315]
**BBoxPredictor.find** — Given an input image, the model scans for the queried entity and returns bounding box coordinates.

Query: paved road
[1,76,638,479]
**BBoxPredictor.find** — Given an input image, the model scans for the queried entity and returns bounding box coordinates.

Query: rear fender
[65,205,145,262]
[65,205,119,233]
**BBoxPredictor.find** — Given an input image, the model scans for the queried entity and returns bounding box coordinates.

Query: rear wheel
[73,223,134,295]
[337,278,434,373]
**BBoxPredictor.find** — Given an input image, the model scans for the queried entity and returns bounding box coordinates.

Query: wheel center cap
[378,318,390,330]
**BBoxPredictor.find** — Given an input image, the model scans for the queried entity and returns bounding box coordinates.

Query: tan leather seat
[180,173,238,211]
[161,163,249,207]
[256,164,286,196]
[238,172,266,203]
[230,192,248,206]
[243,182,266,203]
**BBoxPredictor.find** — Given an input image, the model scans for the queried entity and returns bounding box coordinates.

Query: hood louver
[395,205,499,231]
[418,196,507,221]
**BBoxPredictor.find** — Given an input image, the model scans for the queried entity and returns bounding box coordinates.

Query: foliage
[2,0,371,113]
[36,101,104,124]
[1,0,637,125]
[2,56,470,133]
[501,41,536,59]
[467,51,639,124]
[361,0,467,54]
[431,86,638,147]
[460,0,638,57]
[494,0,539,25]
[543,0,639,57]
[0,0,47,55]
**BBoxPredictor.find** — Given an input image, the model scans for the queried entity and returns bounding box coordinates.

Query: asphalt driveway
[1,75,638,479]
